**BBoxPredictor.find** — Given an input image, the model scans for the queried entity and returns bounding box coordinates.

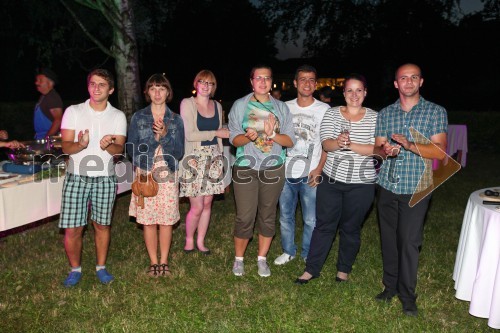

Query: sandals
[147,263,171,277]
[147,264,160,277]
[159,263,171,276]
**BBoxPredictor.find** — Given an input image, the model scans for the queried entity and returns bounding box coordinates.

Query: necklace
[253,94,272,113]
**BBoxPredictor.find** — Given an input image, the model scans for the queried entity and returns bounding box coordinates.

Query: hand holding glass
[340,121,351,151]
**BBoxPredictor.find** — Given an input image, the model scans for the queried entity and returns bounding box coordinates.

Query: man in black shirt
[34,68,63,139]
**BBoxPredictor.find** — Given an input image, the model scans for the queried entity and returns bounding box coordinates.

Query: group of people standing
[55,62,447,318]
[229,62,447,317]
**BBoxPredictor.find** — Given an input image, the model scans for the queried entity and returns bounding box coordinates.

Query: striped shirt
[320,106,378,184]
[375,97,448,195]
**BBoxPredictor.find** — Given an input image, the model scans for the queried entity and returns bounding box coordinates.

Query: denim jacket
[126,105,184,171]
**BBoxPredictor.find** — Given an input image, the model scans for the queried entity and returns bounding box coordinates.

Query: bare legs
[63,222,112,286]
[234,235,273,257]
[234,237,249,257]
[144,224,173,265]
[93,221,111,266]
[64,221,111,268]
[258,235,272,257]
[184,195,214,252]
[159,225,173,264]
[64,226,85,268]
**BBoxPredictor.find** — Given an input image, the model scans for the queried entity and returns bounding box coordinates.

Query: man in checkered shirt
[373,63,448,317]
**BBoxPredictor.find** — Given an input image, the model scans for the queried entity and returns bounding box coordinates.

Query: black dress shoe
[294,276,317,285]
[199,249,211,256]
[183,248,195,254]
[375,289,397,302]
[402,300,418,317]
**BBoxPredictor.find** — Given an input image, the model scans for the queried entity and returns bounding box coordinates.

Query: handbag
[132,169,159,209]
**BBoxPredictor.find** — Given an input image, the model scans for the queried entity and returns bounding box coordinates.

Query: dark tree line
[260,0,499,109]
[0,0,498,112]
[0,0,277,116]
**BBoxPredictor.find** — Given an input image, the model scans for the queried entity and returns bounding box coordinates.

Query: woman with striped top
[295,74,377,284]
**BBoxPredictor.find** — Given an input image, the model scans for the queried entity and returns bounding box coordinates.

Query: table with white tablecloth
[453,187,500,329]
[0,161,133,232]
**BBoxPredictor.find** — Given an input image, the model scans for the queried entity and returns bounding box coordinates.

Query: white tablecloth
[0,161,132,232]
[453,187,500,329]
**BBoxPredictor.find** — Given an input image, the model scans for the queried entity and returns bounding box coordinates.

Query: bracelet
[268,131,276,139]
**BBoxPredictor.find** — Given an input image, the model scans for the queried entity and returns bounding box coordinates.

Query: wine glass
[340,120,351,151]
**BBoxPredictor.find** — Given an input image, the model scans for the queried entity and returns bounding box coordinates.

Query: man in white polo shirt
[274,65,330,265]
[59,69,127,287]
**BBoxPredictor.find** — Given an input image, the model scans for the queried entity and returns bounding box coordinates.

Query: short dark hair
[143,73,173,103]
[37,68,58,85]
[344,73,367,90]
[294,64,317,80]
[87,69,115,90]
[394,63,423,80]
[249,64,273,79]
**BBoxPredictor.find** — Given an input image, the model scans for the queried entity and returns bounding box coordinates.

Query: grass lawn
[1,111,499,332]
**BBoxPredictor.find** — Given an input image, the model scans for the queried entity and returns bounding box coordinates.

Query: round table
[453,187,500,329]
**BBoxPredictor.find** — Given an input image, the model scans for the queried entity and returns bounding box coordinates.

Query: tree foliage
[0,0,278,108]
[259,0,498,109]
[2,0,497,111]
[260,0,458,59]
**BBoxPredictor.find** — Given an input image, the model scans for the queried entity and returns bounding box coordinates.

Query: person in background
[373,63,447,317]
[0,130,24,149]
[179,70,228,255]
[274,65,329,266]
[128,73,184,277]
[59,69,127,287]
[295,73,377,285]
[34,68,63,139]
[228,64,296,277]
[318,86,335,107]
[271,88,282,101]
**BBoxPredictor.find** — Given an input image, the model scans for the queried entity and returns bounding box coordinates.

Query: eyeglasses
[252,76,272,82]
[198,80,215,87]
[297,77,316,84]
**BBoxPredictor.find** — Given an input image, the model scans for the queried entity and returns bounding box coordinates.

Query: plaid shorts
[59,173,117,228]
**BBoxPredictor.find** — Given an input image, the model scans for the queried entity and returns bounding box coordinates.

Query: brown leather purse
[132,170,159,209]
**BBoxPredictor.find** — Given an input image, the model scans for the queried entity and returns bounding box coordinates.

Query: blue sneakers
[96,268,114,284]
[63,271,82,288]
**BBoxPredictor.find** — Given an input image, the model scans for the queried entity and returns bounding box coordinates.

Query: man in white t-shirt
[274,65,330,265]
[59,69,127,287]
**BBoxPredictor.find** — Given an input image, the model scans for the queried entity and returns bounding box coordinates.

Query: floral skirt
[179,145,225,197]
[129,146,180,225]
